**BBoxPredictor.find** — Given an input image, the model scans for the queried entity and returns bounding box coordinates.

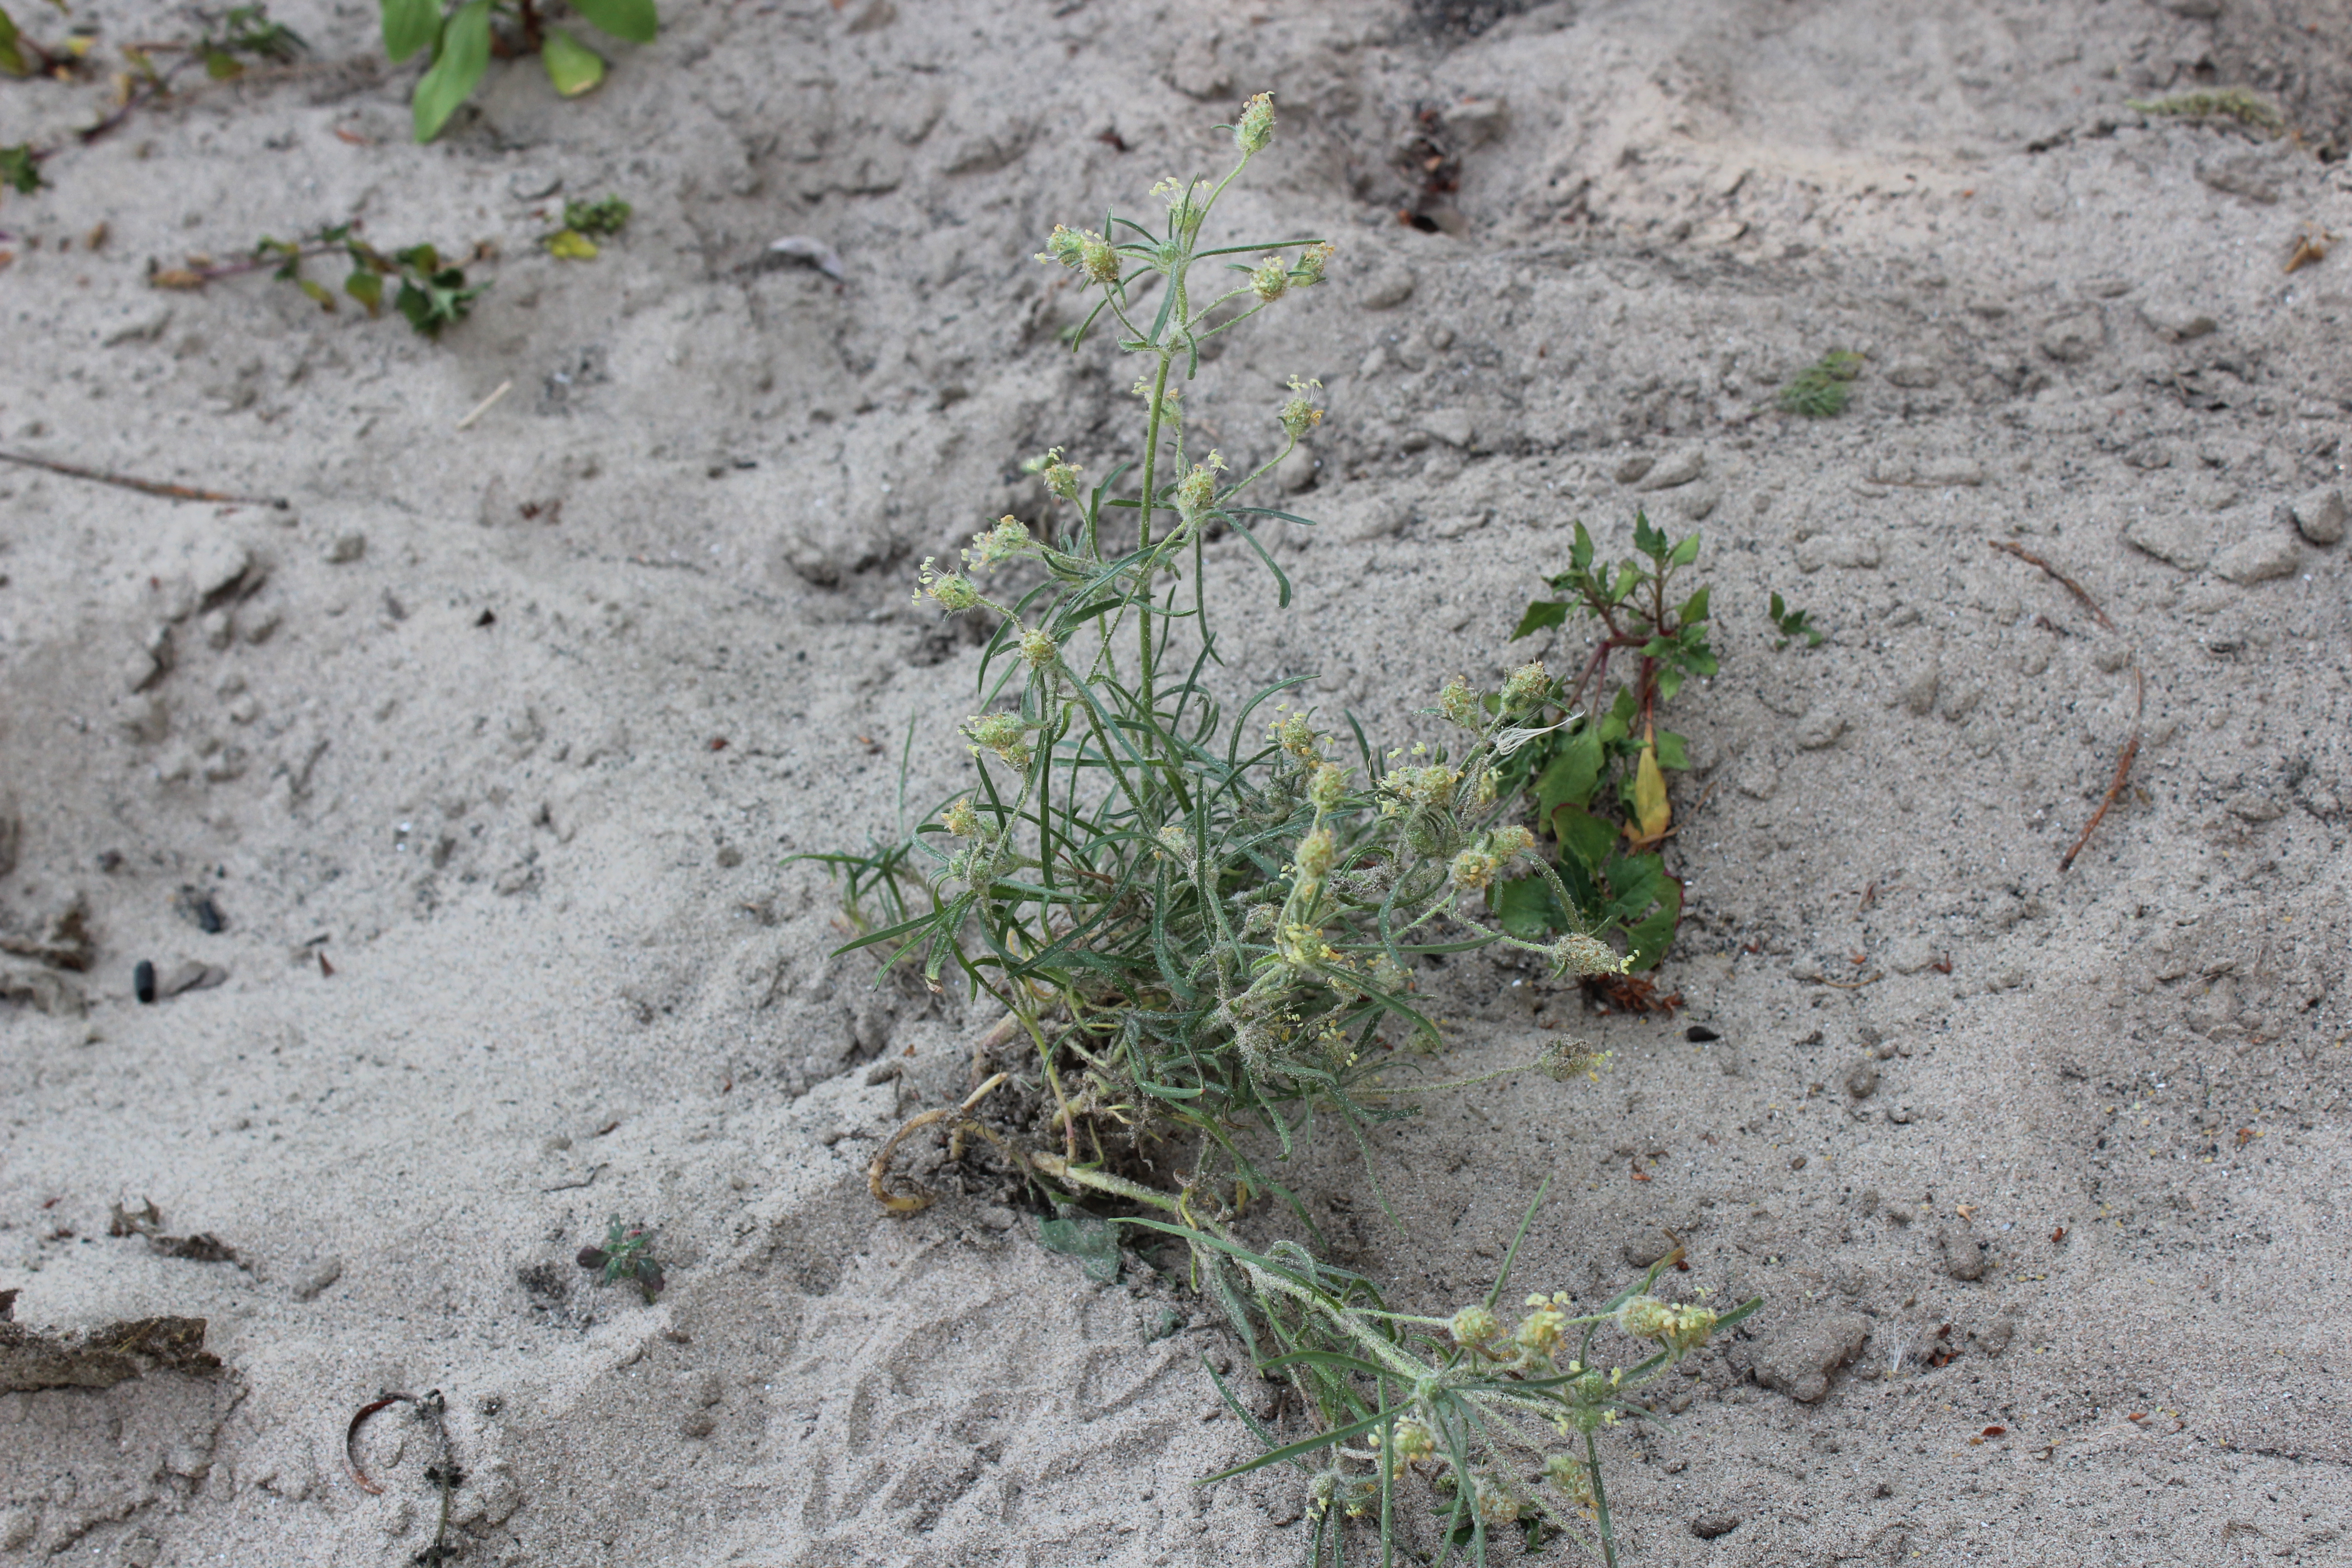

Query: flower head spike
[1294,825,1336,881]
[962,515,1030,572]
[1249,255,1289,302]
[1538,1036,1611,1083]
[1175,452,1226,521]
[1234,92,1275,155]
[1450,1303,1503,1351]
[941,798,983,839]
[915,558,981,612]
[1278,376,1324,441]
[1034,224,1086,269]
[1372,1417,1435,1479]
[1018,627,1058,670]
[1515,1295,1570,1359]
[1293,241,1333,288]
[1307,762,1348,812]
[963,713,1032,771]
[1439,676,1482,730]
[1551,930,1628,979]
[1614,1294,1676,1341]
[1500,660,1551,715]
[1035,225,1118,286]
[1271,711,1323,764]
[1155,821,1195,867]
[1024,447,1085,504]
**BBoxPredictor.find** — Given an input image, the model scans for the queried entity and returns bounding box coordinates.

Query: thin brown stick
[869,1073,1009,1215]
[345,1391,412,1494]
[1987,539,2113,630]
[0,450,288,509]
[2061,666,2146,872]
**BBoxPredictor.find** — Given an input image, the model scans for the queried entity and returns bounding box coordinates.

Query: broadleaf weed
[1496,514,1713,972]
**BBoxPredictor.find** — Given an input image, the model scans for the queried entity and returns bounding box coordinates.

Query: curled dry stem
[868,1072,1010,1214]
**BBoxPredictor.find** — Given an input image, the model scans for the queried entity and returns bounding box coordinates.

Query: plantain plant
[810,94,1747,1566]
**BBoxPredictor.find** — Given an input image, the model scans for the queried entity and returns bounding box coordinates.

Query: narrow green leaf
[1668,530,1702,567]
[0,7,25,78]
[203,46,242,78]
[1679,584,1710,624]
[569,0,657,44]
[411,0,490,142]
[343,269,383,313]
[379,0,438,64]
[540,26,604,95]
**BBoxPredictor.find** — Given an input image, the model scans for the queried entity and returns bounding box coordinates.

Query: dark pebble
[1692,1513,1743,1540]
[1685,1024,1720,1042]
[133,960,157,1004]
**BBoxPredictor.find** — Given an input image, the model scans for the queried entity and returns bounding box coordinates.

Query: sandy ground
[3,0,2350,1563]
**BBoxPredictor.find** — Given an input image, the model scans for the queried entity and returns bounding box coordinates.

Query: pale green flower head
[1278,376,1323,440]
[1450,1303,1502,1349]
[1294,825,1336,880]
[963,712,1032,770]
[1233,91,1275,155]
[1024,446,1084,504]
[1018,627,1058,670]
[1552,930,1627,979]
[1250,255,1289,302]
[1500,659,1551,715]
[1438,676,1481,729]
[915,558,980,612]
[962,514,1030,572]
[1175,451,1226,520]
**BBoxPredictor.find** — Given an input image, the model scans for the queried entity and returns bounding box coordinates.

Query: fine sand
[2,1,2348,1563]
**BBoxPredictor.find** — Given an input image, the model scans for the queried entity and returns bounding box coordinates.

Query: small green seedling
[2125,88,2283,135]
[1768,591,1824,649]
[1,3,304,192]
[576,1216,664,1302]
[541,193,631,260]
[0,142,39,196]
[1495,514,1715,971]
[151,223,486,338]
[196,4,305,77]
[1775,348,1862,417]
[380,0,658,142]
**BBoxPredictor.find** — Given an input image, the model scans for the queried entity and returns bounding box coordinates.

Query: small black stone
[1685,1024,1720,1042]
[134,960,157,1004]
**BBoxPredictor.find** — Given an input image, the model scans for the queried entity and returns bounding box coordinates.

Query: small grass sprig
[1136,1178,1761,1568]
[1774,348,1862,417]
[1494,514,1714,971]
